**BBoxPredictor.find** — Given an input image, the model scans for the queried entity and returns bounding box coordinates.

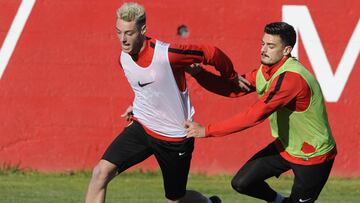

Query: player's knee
[231,177,248,194]
[91,163,116,186]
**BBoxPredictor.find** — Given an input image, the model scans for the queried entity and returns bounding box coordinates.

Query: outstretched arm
[186,72,306,138]
[186,64,255,97]
[169,43,252,95]
[169,43,238,79]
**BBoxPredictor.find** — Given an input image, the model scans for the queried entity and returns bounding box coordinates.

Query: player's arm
[191,67,257,97]
[186,72,305,138]
[169,43,252,95]
[168,43,237,79]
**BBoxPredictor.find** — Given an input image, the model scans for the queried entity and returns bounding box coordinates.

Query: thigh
[152,137,195,200]
[102,121,153,173]
[233,142,291,185]
[289,159,334,203]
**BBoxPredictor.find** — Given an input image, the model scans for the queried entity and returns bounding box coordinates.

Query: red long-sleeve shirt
[204,57,311,136]
[195,57,336,165]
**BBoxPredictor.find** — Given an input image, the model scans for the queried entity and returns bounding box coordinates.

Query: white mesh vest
[120,40,195,138]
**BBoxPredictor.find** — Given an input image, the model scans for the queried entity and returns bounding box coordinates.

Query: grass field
[0,168,359,203]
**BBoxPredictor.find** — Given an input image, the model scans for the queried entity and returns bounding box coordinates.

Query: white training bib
[120,40,194,138]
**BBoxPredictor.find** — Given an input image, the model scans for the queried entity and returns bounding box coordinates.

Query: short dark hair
[264,22,296,48]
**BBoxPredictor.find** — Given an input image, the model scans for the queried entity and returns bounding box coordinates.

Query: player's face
[116,19,145,55]
[260,33,291,66]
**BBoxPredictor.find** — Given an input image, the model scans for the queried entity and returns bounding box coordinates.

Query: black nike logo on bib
[138,81,154,87]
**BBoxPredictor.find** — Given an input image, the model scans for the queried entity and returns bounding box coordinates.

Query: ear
[283,46,293,56]
[140,24,146,35]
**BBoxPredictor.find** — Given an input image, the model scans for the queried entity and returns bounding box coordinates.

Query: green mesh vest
[256,57,335,159]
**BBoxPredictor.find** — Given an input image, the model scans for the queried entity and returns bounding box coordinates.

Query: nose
[119,33,127,42]
[261,45,267,53]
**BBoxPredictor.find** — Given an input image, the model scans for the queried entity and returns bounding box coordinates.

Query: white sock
[207,198,212,203]
[269,193,285,203]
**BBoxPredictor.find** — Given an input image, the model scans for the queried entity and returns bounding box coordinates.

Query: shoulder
[168,44,209,58]
[271,71,308,92]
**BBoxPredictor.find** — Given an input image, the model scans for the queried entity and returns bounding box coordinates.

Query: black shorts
[231,141,334,203]
[102,120,194,200]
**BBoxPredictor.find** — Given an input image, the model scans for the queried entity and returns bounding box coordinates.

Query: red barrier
[0,0,359,176]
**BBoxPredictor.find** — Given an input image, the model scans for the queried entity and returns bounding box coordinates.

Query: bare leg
[85,160,118,203]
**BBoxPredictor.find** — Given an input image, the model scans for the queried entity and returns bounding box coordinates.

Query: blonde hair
[117,2,146,27]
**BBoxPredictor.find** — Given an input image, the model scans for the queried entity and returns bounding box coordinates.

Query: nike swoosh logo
[178,152,186,156]
[138,81,154,87]
[299,198,312,202]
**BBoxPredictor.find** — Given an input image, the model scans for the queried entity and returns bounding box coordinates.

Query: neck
[265,56,289,68]
[130,36,147,61]
[138,37,147,53]
[131,36,146,54]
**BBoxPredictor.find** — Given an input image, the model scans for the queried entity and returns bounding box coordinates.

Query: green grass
[0,168,359,203]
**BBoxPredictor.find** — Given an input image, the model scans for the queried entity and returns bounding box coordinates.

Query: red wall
[0,0,359,176]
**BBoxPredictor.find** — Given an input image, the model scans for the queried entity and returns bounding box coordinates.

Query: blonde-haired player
[85,2,249,203]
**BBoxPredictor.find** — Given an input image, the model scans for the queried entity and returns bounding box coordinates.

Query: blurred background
[0,0,359,177]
